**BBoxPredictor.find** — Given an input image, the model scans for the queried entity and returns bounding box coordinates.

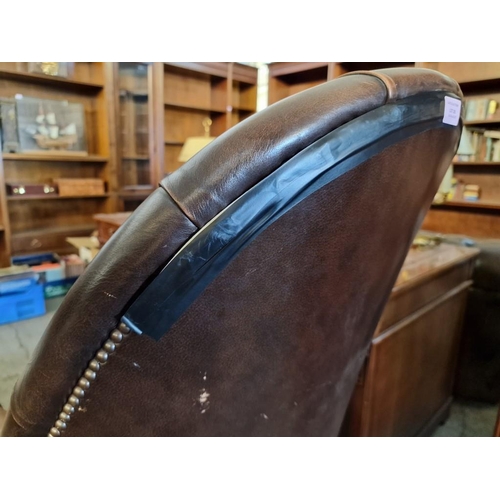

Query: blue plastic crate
[0,276,46,325]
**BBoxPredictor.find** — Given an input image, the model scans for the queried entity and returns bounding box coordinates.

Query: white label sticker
[443,96,461,126]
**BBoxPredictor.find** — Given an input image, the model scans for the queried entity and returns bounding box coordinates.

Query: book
[484,130,500,139]
[487,99,499,120]
[475,99,489,120]
[463,184,480,201]
[485,137,493,162]
[465,100,477,121]
[493,141,500,162]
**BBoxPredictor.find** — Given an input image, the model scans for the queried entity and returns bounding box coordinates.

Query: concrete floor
[0,298,498,436]
[0,297,64,410]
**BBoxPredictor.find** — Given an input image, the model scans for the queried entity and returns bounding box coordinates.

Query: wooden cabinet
[268,62,414,104]
[110,62,157,213]
[342,243,479,436]
[419,62,500,238]
[0,62,117,262]
[0,62,258,264]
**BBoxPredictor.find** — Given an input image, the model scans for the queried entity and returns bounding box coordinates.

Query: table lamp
[178,118,215,162]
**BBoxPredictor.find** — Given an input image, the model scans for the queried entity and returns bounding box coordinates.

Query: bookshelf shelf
[8,194,110,201]
[118,189,154,200]
[464,120,500,126]
[0,69,103,92]
[3,153,108,163]
[122,155,149,161]
[433,200,500,211]
[164,101,227,114]
[15,224,96,238]
[453,161,500,167]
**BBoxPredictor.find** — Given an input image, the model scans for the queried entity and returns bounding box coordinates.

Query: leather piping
[340,71,397,103]
[161,184,201,229]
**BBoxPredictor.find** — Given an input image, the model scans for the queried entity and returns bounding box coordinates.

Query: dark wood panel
[342,244,478,437]
[8,197,109,233]
[11,224,96,255]
[419,62,500,84]
[363,282,471,436]
[231,63,258,85]
[378,262,470,334]
[268,62,329,78]
[422,207,500,238]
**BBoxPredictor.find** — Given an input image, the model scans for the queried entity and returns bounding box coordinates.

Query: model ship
[26,104,78,150]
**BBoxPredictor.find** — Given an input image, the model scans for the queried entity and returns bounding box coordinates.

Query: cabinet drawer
[11,228,94,255]
[376,262,471,336]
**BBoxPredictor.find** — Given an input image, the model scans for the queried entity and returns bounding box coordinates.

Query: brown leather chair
[1,68,463,437]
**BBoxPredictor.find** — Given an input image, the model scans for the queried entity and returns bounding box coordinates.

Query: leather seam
[160,184,201,229]
[339,71,396,104]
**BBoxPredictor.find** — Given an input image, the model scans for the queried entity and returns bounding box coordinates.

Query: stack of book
[464,98,499,122]
[456,127,500,162]
[463,184,481,201]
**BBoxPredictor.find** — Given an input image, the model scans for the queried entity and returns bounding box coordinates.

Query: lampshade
[178,118,215,162]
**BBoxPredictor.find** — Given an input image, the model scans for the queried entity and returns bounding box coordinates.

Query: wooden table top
[394,243,480,294]
[93,212,133,225]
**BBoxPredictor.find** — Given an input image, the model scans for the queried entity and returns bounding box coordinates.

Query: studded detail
[47,323,130,437]
[55,419,67,431]
[110,331,123,343]
[89,359,100,372]
[68,395,80,407]
[96,350,108,363]
[78,377,90,390]
[73,386,85,399]
[118,322,131,334]
[84,369,97,381]
[59,412,70,422]
[103,340,115,353]
[63,404,75,415]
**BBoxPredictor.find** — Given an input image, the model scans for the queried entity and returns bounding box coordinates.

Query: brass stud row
[48,322,131,437]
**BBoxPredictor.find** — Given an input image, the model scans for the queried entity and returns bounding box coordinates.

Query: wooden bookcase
[108,62,157,212]
[154,62,258,176]
[419,63,500,238]
[268,62,414,104]
[0,62,117,263]
[0,62,258,265]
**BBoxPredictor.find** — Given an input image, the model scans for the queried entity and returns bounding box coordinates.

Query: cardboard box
[66,236,101,263]
[12,252,84,298]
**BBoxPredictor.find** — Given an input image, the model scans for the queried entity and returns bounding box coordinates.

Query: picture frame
[15,96,88,155]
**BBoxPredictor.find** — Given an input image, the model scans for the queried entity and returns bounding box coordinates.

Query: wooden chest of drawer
[342,243,479,437]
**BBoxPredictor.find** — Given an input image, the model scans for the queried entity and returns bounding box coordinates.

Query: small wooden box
[7,183,57,196]
[56,178,105,196]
